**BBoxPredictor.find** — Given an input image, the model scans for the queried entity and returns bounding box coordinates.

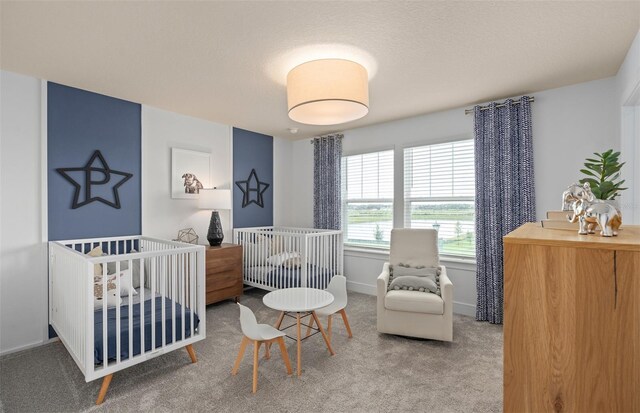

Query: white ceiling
[1,1,639,139]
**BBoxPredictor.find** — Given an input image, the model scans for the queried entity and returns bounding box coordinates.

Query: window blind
[342,150,394,247]
[404,140,475,257]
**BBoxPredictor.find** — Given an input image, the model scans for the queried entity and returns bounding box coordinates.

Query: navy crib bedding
[94,296,199,365]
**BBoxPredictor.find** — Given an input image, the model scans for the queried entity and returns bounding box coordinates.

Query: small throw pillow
[106,250,144,289]
[95,269,137,299]
[87,246,104,276]
[266,251,301,266]
[389,275,438,293]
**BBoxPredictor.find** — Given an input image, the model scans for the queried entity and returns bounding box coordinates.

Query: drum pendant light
[287,59,369,126]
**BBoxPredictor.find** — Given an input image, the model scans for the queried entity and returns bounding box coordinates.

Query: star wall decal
[56,150,133,209]
[235,168,270,208]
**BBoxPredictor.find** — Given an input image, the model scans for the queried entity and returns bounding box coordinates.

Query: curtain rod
[309,134,344,144]
[464,96,534,115]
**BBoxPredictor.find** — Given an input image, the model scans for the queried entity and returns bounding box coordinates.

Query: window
[341,150,394,248]
[404,140,475,257]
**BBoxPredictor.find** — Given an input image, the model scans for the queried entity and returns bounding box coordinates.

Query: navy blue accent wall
[233,128,273,228]
[48,82,141,240]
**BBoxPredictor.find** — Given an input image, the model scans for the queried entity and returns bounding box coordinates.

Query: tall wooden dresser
[503,223,639,412]
[205,243,243,305]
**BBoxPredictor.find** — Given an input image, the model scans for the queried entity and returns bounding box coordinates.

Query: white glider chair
[377,229,453,341]
[305,275,353,343]
[231,304,292,393]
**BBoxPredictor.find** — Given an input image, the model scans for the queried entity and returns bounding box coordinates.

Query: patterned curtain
[313,134,343,230]
[474,98,536,324]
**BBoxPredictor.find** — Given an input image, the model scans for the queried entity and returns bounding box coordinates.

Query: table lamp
[199,188,231,246]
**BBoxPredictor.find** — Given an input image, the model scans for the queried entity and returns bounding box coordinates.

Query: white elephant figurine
[568,199,622,237]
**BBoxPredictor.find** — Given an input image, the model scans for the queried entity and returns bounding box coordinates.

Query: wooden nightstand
[205,243,243,305]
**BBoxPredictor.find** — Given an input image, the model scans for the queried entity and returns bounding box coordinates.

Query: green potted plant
[579,149,627,200]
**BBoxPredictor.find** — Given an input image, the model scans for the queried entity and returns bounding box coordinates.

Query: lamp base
[207,211,224,246]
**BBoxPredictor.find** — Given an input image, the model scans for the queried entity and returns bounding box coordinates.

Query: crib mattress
[93,295,199,365]
[245,264,335,289]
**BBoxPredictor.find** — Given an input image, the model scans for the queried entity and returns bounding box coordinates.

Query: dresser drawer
[206,270,241,292]
[204,243,243,305]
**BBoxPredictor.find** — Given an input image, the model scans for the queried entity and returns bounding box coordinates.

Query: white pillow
[106,250,144,289]
[93,274,122,309]
[266,251,301,266]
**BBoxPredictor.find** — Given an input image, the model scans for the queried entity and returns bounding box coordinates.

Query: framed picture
[171,148,212,199]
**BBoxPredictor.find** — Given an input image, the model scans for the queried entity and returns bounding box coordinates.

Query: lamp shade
[287,59,369,126]
[199,188,231,210]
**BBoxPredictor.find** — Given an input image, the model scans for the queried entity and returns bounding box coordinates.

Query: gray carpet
[0,290,502,412]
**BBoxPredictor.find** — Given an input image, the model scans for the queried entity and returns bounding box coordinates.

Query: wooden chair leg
[267,311,286,354]
[265,340,271,359]
[96,374,113,405]
[339,309,353,338]
[185,344,197,363]
[311,311,335,356]
[232,336,249,375]
[296,313,302,376]
[276,336,293,375]
[252,340,260,393]
[327,315,333,343]
[305,315,315,338]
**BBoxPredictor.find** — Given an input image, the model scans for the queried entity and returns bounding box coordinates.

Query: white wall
[0,71,48,354]
[142,106,232,242]
[273,136,293,227]
[281,76,620,316]
[617,30,640,224]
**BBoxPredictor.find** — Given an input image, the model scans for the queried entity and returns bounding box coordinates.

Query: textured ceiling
[1,1,639,139]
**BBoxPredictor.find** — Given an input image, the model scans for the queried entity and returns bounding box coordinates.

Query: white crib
[49,235,206,404]
[233,227,343,291]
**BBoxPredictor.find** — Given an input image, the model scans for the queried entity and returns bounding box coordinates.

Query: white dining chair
[306,275,353,343]
[231,304,292,393]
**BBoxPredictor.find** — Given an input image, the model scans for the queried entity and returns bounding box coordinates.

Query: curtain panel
[474,98,536,324]
[313,134,343,230]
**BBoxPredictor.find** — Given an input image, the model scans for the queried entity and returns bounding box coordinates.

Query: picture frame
[171,148,212,199]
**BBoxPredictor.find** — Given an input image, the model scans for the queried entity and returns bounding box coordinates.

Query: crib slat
[128,258,133,360]
[115,260,121,363]
[171,253,176,345]
[151,258,156,352]
[102,261,108,368]
[190,251,195,338]
[140,258,145,356]
[162,255,167,348]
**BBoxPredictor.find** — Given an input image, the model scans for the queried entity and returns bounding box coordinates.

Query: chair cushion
[384,290,444,315]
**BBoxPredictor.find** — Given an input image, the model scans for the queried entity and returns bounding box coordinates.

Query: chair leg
[311,311,335,356]
[276,336,293,375]
[339,309,353,338]
[185,344,197,363]
[267,311,286,354]
[265,340,271,359]
[252,341,260,393]
[96,374,113,405]
[327,315,333,343]
[305,315,315,338]
[231,336,249,375]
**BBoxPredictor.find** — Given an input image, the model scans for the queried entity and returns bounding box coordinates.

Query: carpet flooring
[0,290,502,412]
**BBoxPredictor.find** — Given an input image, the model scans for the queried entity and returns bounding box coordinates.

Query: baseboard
[453,301,476,317]
[347,280,477,317]
[346,280,377,295]
[0,337,58,357]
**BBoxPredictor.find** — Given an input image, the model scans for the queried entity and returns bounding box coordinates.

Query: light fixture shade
[199,188,231,210]
[287,59,369,126]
